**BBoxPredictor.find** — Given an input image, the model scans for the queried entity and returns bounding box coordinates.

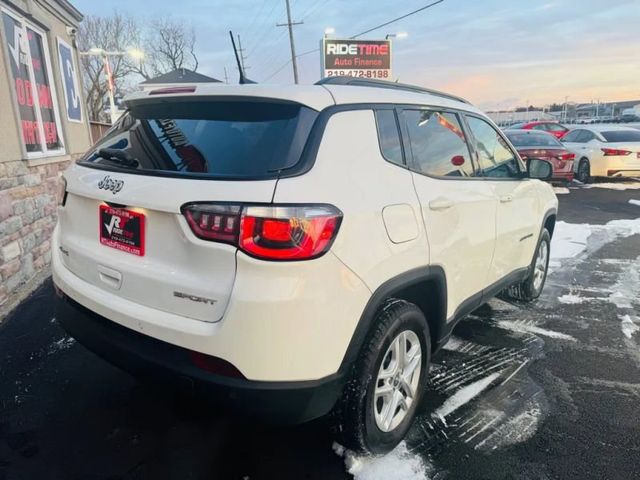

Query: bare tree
[77,14,199,122]
[134,18,199,80]
[77,13,140,121]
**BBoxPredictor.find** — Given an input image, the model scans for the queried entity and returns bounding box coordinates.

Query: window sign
[1,9,65,157]
[57,38,82,123]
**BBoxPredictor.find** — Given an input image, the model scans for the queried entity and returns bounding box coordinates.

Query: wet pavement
[1,182,639,479]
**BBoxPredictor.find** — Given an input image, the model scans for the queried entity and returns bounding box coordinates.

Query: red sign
[1,12,62,153]
[322,39,392,79]
[99,206,146,256]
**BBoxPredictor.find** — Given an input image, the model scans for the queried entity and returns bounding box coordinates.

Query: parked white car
[562,126,640,182]
[52,78,558,454]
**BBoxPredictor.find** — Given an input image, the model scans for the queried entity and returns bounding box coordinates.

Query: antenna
[229,30,256,84]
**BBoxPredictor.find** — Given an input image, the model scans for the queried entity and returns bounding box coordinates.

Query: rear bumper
[55,293,345,423]
[552,172,574,182]
[606,169,640,177]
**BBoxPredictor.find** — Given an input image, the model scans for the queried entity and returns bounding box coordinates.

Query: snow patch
[442,336,465,352]
[551,222,592,259]
[558,293,586,304]
[584,182,640,191]
[333,442,430,480]
[551,218,640,262]
[434,372,500,418]
[630,199,640,206]
[497,320,577,341]
[475,399,543,451]
[607,256,640,309]
[47,336,75,354]
[553,187,570,195]
[621,315,640,339]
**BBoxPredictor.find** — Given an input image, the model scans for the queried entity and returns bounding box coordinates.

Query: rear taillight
[181,203,343,261]
[558,153,575,161]
[182,204,241,243]
[601,148,631,156]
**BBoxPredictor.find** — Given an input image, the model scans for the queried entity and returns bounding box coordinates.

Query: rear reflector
[181,203,343,261]
[188,351,246,379]
[601,148,631,156]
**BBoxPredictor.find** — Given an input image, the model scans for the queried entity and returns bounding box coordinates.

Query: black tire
[505,229,551,302]
[576,158,591,184]
[331,300,430,455]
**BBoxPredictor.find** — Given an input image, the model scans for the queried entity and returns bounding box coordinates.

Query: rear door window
[79,100,318,179]
[562,130,583,142]
[374,109,404,166]
[401,109,475,177]
[577,130,596,143]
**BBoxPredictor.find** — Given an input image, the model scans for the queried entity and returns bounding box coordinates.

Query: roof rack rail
[315,77,471,105]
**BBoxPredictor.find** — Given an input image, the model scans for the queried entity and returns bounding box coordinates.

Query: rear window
[79,100,318,179]
[601,130,640,143]
[505,131,562,148]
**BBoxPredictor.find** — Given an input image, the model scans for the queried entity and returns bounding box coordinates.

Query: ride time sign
[321,39,392,79]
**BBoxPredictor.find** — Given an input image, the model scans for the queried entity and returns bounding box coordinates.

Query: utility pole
[277,0,303,84]
[237,35,249,72]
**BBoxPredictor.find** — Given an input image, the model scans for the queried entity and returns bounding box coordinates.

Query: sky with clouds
[74,0,640,110]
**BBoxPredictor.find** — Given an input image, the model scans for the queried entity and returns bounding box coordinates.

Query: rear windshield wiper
[97,148,139,169]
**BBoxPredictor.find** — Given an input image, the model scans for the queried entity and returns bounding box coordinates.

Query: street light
[79,47,145,124]
[386,32,408,39]
[324,27,335,37]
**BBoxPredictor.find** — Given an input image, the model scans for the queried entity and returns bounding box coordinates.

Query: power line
[263,0,445,81]
[244,1,285,56]
[350,0,444,39]
[244,0,270,36]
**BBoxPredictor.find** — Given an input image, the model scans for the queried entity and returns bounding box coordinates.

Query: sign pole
[103,53,117,124]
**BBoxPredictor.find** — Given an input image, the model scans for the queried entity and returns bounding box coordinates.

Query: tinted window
[578,130,596,142]
[510,122,525,129]
[546,123,567,132]
[532,124,547,131]
[562,130,583,142]
[375,109,404,165]
[402,110,474,177]
[466,116,522,178]
[79,101,317,179]
[505,131,562,148]
[601,130,640,142]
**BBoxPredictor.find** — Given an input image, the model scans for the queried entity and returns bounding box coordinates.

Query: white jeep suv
[52,78,557,454]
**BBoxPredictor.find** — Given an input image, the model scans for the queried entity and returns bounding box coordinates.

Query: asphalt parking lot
[1,181,639,480]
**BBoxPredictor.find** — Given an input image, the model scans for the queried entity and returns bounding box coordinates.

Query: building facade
[0,0,90,310]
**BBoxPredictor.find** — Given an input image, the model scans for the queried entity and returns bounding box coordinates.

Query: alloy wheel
[373,330,422,433]
[533,240,548,292]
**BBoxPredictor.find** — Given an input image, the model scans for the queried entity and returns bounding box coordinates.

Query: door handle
[499,195,513,203]
[428,197,454,211]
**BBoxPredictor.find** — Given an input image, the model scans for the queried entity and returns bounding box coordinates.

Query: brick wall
[0,159,70,305]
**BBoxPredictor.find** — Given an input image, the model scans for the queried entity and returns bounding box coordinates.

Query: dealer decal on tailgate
[99,205,145,256]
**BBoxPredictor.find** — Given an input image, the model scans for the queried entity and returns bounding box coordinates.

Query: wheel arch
[338,266,447,374]
[543,211,556,238]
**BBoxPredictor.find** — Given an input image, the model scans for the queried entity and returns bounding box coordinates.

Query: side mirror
[527,158,553,180]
